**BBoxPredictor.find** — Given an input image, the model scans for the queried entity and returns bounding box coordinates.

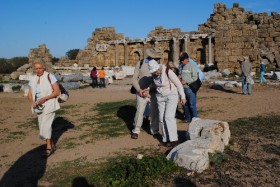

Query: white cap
[148,60,160,73]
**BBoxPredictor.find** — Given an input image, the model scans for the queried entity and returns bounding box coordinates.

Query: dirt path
[0,78,279,185]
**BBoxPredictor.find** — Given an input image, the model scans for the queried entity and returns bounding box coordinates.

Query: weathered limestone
[29,44,53,72]
[25,3,279,75]
[167,119,230,173]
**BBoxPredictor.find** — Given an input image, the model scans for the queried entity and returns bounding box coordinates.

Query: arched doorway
[129,50,142,66]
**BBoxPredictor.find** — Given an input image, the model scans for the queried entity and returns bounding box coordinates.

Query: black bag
[130,86,137,94]
[58,84,69,103]
[188,78,202,93]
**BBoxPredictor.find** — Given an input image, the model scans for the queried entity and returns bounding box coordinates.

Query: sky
[1,0,280,59]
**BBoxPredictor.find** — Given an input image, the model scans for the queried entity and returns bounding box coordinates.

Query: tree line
[0,49,80,74]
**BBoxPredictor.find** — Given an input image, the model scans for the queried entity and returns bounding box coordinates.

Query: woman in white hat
[148,60,186,148]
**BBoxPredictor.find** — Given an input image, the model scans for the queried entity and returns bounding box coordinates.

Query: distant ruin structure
[31,3,280,73]
[29,44,52,65]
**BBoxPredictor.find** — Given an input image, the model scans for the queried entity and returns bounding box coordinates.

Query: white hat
[148,59,160,73]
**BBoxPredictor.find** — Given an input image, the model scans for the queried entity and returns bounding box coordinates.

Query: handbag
[130,86,137,94]
[188,78,202,93]
[58,84,69,103]
[246,76,254,85]
[48,74,69,103]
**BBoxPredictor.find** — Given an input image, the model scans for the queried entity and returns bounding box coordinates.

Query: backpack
[48,74,69,103]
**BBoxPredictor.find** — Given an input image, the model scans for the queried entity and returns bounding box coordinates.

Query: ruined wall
[199,3,280,72]
[53,3,280,73]
[28,44,53,71]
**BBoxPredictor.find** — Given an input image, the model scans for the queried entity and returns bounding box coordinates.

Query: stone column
[143,41,147,59]
[173,37,179,65]
[184,35,189,53]
[115,41,119,67]
[208,34,212,65]
[124,42,128,66]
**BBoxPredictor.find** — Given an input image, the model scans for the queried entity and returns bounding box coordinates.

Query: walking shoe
[131,133,138,139]
[158,142,172,148]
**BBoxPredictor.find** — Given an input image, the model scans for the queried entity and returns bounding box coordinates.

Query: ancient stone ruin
[30,3,280,74]
[29,44,54,72]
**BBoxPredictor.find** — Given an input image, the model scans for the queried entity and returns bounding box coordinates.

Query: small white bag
[246,76,254,84]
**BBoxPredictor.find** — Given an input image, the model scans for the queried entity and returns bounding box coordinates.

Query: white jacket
[29,71,60,114]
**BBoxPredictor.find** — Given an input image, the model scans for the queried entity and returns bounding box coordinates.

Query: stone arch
[129,49,143,66]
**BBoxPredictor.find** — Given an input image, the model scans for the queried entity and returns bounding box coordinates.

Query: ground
[0,77,279,186]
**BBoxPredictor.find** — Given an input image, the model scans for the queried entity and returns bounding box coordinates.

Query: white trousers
[157,90,179,142]
[132,93,159,135]
[38,112,55,140]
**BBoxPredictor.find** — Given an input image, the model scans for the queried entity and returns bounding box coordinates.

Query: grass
[17,117,38,129]
[43,114,280,186]
[58,137,80,149]
[88,155,179,186]
[6,98,278,186]
[56,104,79,116]
[79,99,135,140]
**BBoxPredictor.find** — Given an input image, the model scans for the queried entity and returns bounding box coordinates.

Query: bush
[89,156,179,186]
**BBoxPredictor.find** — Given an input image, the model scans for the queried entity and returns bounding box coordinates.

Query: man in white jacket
[131,48,161,139]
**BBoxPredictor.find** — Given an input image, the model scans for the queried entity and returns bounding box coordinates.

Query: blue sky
[1,0,280,58]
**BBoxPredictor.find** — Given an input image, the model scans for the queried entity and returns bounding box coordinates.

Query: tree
[0,57,28,74]
[66,49,80,60]
[52,57,60,65]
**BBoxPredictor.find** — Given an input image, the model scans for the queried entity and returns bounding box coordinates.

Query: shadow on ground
[0,117,74,186]
[117,105,136,132]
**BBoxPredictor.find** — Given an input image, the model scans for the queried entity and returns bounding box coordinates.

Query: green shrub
[209,152,228,166]
[89,156,179,186]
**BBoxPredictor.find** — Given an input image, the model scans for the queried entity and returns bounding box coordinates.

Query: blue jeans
[99,78,106,88]
[183,87,198,122]
[242,75,251,94]
[259,71,266,83]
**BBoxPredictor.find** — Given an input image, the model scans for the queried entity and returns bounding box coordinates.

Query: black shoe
[170,141,179,148]
[158,142,172,147]
[131,133,138,139]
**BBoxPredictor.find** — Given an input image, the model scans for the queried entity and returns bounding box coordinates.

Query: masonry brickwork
[29,3,280,73]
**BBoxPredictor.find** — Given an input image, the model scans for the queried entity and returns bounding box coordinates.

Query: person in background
[259,60,266,84]
[90,66,98,88]
[28,59,60,157]
[179,52,199,123]
[178,51,205,82]
[98,67,106,88]
[241,56,252,95]
[131,48,161,139]
[148,59,186,147]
